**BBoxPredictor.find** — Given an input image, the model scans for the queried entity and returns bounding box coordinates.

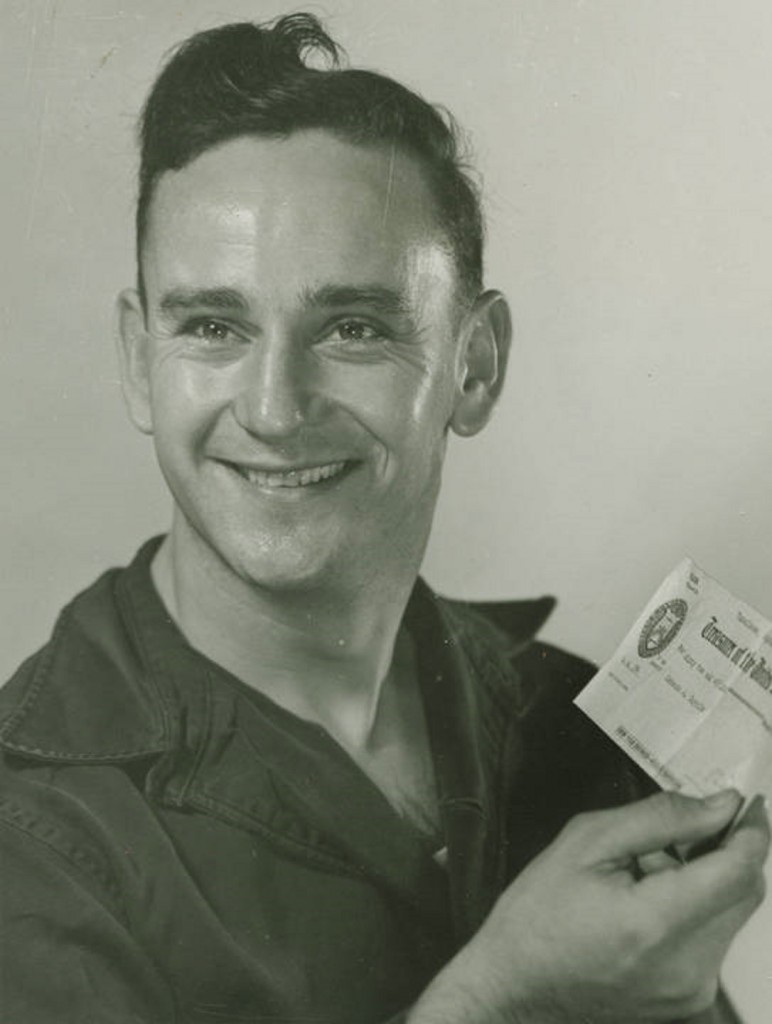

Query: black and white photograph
[2,2,771,1021]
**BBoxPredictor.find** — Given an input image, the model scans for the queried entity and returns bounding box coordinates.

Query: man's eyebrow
[158,287,251,316]
[157,284,419,327]
[304,285,413,317]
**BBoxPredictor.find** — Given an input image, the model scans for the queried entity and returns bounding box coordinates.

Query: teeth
[237,461,347,488]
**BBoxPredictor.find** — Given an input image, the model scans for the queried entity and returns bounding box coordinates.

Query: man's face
[122,131,497,591]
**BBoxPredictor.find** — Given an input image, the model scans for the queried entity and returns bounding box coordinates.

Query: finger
[727,794,771,855]
[685,792,765,861]
[695,881,766,955]
[573,790,743,862]
[644,802,768,924]
[635,848,684,877]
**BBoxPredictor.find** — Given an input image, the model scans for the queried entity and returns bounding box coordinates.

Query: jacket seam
[0,804,181,1023]
[184,788,364,878]
[115,574,176,748]
[0,797,123,906]
[176,673,215,804]
[0,743,169,762]
[0,603,73,740]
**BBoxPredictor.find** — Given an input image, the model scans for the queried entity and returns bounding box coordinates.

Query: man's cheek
[329,360,446,427]
[151,367,227,423]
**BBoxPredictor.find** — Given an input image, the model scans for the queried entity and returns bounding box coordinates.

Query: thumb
[590,790,742,860]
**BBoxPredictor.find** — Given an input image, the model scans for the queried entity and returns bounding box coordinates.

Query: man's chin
[223,537,351,595]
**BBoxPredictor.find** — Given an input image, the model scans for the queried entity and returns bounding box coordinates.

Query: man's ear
[116,288,154,435]
[449,289,512,437]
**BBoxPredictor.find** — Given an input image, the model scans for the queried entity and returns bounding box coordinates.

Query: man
[0,14,767,1023]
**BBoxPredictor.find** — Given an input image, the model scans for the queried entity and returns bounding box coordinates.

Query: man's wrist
[405,943,544,1024]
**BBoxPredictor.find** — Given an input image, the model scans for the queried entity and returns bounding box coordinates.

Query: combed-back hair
[137,13,484,303]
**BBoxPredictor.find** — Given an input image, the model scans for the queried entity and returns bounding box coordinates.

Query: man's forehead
[141,131,459,314]
[145,131,443,238]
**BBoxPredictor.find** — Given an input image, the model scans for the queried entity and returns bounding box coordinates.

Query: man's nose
[231,335,319,440]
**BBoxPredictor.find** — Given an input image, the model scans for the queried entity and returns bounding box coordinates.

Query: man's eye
[184,319,238,344]
[329,320,383,344]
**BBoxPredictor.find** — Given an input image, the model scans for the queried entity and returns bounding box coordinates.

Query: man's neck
[151,527,418,752]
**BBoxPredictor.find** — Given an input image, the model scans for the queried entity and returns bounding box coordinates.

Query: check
[575,560,772,805]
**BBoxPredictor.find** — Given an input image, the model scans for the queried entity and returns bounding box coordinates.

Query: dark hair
[136,13,484,303]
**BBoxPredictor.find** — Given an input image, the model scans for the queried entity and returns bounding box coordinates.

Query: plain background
[2,0,771,1018]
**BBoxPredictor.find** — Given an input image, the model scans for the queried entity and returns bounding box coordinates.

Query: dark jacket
[0,539,738,1023]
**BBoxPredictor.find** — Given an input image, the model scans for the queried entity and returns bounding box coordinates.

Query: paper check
[575,559,772,804]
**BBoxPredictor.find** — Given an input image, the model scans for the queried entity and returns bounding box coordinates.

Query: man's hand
[411,790,769,1023]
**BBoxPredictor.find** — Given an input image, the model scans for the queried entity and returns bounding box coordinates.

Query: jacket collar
[0,537,554,938]
[0,535,554,767]
[0,537,172,762]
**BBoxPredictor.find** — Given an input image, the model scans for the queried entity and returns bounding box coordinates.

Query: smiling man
[0,14,767,1024]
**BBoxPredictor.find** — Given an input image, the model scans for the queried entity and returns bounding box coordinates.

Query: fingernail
[703,789,740,807]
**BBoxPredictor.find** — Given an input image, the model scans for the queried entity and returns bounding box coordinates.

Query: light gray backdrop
[2,0,771,1018]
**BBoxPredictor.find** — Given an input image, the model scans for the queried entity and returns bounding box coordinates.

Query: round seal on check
[637,599,688,659]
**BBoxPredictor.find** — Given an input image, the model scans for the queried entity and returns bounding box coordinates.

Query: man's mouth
[224,459,350,489]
